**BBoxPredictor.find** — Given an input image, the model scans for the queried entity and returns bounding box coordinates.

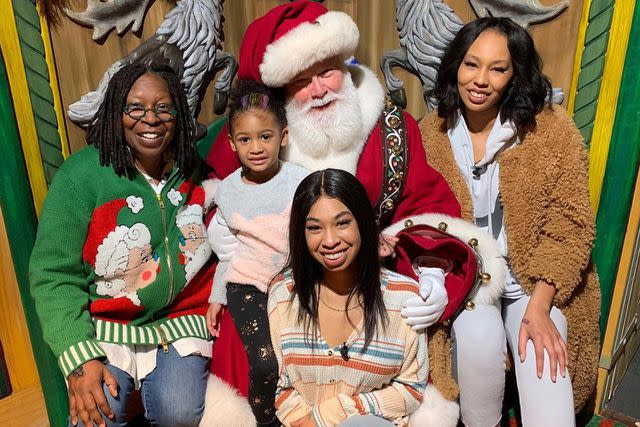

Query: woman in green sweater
[30,63,214,427]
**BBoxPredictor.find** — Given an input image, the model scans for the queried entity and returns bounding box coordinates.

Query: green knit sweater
[29,146,213,377]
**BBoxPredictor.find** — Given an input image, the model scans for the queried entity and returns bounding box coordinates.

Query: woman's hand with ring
[68,360,118,427]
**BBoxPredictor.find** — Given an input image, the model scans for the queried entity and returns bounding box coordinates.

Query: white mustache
[300,92,341,112]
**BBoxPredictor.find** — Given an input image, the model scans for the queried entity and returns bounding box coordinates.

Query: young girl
[422,17,600,426]
[269,169,427,427]
[206,80,309,426]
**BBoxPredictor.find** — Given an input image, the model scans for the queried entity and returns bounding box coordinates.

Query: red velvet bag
[393,224,479,321]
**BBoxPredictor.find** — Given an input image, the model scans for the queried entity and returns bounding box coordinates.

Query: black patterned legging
[226,284,279,426]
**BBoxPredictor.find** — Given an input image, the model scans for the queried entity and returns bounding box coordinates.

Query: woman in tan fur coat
[420,17,600,427]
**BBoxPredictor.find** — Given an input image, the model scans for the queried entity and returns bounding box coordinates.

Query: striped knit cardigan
[268,269,428,427]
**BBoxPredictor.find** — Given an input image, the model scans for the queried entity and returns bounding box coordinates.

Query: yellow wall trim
[38,4,70,160]
[0,207,41,390]
[0,0,48,215]
[589,0,637,212]
[568,0,592,114]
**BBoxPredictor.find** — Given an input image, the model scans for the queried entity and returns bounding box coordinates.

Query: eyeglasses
[123,104,177,122]
[110,251,160,279]
[178,235,206,247]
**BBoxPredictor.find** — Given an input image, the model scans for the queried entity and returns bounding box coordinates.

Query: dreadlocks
[87,63,196,178]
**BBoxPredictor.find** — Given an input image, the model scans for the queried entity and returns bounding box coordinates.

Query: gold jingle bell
[384,200,394,209]
[468,238,478,248]
[465,300,475,310]
[389,116,400,129]
[481,272,491,284]
[392,145,402,155]
[386,99,394,109]
[404,219,414,228]
[438,222,448,231]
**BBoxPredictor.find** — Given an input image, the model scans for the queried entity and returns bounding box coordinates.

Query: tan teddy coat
[421,106,600,412]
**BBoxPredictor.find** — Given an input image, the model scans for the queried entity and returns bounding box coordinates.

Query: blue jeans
[71,344,208,427]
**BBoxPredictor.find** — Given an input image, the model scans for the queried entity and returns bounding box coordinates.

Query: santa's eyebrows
[293,57,345,81]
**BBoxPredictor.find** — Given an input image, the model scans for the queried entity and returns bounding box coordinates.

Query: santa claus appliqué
[176,180,212,284]
[84,198,160,308]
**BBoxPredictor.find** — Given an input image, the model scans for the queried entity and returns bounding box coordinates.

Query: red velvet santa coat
[200,65,504,427]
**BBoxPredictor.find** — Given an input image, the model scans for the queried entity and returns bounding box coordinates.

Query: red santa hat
[177,180,205,206]
[83,199,128,268]
[238,0,359,87]
[176,181,205,228]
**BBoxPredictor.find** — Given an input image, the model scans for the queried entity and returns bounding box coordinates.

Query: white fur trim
[409,384,459,427]
[176,204,204,228]
[199,374,256,427]
[202,178,220,211]
[260,11,359,87]
[383,213,506,305]
[348,64,385,143]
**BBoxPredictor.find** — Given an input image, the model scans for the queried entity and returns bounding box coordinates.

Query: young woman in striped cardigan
[268,169,428,427]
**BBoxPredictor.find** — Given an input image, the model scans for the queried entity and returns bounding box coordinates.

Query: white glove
[401,267,448,331]
[208,211,238,262]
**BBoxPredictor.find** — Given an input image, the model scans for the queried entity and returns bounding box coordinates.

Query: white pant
[451,295,575,427]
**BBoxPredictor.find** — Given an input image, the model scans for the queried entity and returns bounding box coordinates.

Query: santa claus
[201,2,504,426]
[175,183,212,283]
[83,198,155,318]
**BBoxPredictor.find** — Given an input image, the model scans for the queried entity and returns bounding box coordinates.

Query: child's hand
[206,303,226,337]
[378,233,399,258]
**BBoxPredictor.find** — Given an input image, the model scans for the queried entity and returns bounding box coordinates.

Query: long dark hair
[284,169,387,352]
[431,17,552,134]
[87,63,196,178]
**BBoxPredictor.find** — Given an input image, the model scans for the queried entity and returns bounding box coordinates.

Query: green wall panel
[11,0,64,187]
[593,2,640,333]
[572,0,615,147]
[0,50,67,427]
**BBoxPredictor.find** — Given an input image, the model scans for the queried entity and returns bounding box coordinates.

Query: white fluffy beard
[284,73,364,164]
[183,243,212,284]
